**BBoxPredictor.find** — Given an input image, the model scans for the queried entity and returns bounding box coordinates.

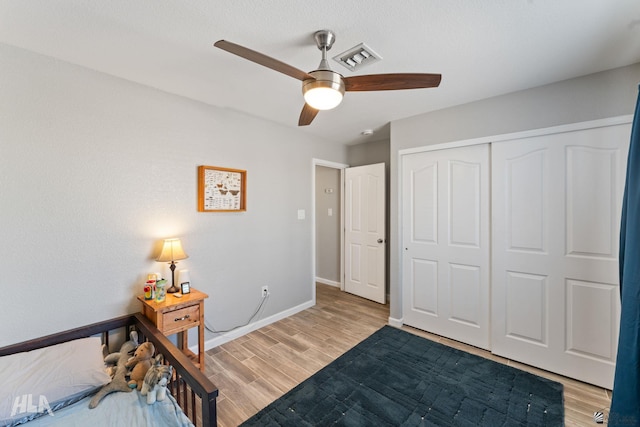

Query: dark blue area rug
[242,326,564,426]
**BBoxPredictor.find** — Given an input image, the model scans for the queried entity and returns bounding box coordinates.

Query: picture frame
[198,165,246,212]
[180,282,191,294]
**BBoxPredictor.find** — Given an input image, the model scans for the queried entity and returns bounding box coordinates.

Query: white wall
[389,63,640,321]
[347,139,390,168]
[0,43,347,347]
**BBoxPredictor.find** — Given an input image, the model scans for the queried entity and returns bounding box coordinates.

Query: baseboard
[194,299,315,352]
[315,277,341,288]
[388,316,404,328]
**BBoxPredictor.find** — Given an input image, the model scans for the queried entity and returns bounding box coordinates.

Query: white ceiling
[1,0,639,145]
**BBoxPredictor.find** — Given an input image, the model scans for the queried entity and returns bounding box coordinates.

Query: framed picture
[180,282,191,294]
[198,165,247,212]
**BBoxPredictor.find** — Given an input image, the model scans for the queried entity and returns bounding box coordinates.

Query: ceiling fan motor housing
[302,70,345,110]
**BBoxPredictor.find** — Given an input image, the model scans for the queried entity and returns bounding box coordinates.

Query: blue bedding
[19,390,193,427]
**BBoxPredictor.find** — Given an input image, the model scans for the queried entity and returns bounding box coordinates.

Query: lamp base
[167,261,180,293]
[166,284,180,293]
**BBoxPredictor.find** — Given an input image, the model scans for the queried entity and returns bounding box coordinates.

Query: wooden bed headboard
[0,313,218,427]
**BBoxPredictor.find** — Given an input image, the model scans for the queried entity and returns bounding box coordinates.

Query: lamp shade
[156,238,188,262]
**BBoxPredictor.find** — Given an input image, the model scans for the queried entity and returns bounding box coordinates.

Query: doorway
[312,157,389,306]
[315,164,343,288]
[312,159,348,304]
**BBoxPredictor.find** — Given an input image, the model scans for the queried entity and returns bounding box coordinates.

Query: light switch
[328,208,333,216]
[297,209,305,220]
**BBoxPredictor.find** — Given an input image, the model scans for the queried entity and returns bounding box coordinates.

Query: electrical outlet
[261,286,269,298]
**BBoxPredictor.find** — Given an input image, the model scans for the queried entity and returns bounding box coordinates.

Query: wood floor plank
[264,328,309,353]
[215,396,246,427]
[205,283,612,427]
[294,331,344,359]
[241,355,298,393]
[211,350,259,384]
[238,339,313,384]
[301,346,335,367]
[268,342,324,374]
[236,377,275,410]
[269,356,313,384]
[244,329,278,348]
[270,318,303,336]
[203,352,226,377]
[239,339,279,364]
[219,339,255,362]
[284,316,332,341]
[209,371,262,418]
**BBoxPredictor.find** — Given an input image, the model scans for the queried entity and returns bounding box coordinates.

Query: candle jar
[155,279,167,303]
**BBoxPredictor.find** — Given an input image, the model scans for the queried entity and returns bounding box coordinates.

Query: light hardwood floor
[205,284,611,426]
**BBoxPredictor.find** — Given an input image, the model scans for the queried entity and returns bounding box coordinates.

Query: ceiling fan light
[302,70,345,110]
[304,87,343,110]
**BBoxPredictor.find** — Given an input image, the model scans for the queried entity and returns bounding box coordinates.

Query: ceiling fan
[214,30,441,126]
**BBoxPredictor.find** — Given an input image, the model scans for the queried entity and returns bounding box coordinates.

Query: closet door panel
[449,263,481,327]
[403,144,490,350]
[492,122,630,388]
[449,160,482,247]
[505,271,548,346]
[410,258,438,315]
[507,149,547,252]
[566,279,618,362]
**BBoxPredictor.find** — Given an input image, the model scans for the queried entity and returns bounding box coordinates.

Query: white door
[491,123,630,388]
[402,144,490,349]
[344,163,386,304]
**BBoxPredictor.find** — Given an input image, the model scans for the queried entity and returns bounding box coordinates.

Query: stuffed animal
[89,330,139,408]
[141,354,173,404]
[125,341,155,390]
[104,365,117,379]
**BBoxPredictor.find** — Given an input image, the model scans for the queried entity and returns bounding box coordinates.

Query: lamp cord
[204,295,269,334]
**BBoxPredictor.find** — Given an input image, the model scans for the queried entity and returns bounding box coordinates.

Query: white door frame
[312,159,349,304]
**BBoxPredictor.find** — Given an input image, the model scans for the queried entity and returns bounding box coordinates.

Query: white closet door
[402,144,490,350]
[491,123,630,388]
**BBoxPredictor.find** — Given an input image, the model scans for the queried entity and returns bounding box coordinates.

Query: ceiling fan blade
[298,104,319,126]
[344,73,442,91]
[214,40,315,82]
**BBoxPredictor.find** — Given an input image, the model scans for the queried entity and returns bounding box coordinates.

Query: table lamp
[156,238,188,293]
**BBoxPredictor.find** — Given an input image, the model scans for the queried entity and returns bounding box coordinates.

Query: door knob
[377,238,384,244]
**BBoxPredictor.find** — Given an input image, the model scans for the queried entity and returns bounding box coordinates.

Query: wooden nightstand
[137,289,208,371]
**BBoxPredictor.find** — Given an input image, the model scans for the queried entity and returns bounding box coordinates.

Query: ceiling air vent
[333,43,381,72]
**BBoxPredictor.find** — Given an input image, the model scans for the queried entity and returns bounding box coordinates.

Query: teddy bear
[125,341,155,390]
[140,354,173,404]
[89,330,139,408]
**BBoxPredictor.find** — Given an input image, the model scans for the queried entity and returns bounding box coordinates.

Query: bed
[0,313,218,427]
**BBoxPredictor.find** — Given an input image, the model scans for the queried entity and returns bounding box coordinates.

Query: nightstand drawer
[162,305,199,335]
